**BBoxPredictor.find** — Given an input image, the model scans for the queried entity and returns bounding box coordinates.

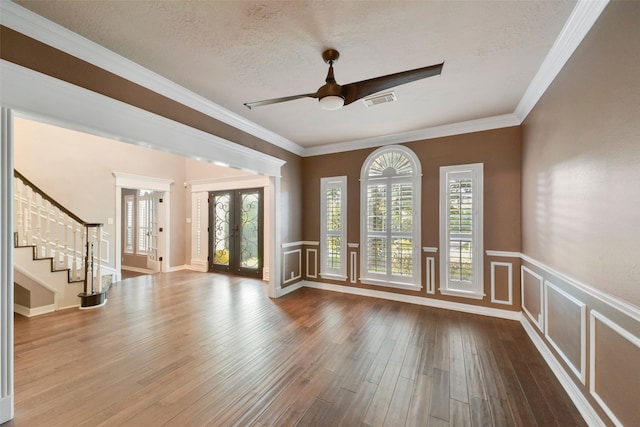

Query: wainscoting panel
[490,261,512,305]
[520,255,640,427]
[306,248,317,279]
[589,310,640,427]
[545,280,586,384]
[282,249,301,285]
[425,256,435,294]
[521,265,544,330]
[350,251,357,284]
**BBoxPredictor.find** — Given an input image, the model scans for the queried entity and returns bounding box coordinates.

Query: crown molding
[1,0,608,158]
[1,59,286,177]
[303,114,521,157]
[514,0,609,122]
[0,0,305,157]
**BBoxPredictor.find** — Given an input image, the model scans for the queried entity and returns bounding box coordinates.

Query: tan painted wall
[521,0,640,307]
[302,126,522,308]
[13,271,55,308]
[13,284,29,308]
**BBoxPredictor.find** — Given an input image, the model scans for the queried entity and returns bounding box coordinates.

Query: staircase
[13,170,109,313]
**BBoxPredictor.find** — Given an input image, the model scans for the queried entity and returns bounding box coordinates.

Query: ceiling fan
[244,49,444,111]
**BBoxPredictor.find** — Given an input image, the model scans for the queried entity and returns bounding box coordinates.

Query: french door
[145,191,162,272]
[122,189,163,273]
[209,188,263,277]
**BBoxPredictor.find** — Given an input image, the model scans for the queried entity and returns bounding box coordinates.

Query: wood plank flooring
[8,271,585,426]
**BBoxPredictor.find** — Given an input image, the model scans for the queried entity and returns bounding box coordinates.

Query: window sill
[319,273,348,282]
[360,278,422,291]
[439,288,486,300]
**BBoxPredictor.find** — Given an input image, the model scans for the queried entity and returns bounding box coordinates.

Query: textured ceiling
[13,0,577,149]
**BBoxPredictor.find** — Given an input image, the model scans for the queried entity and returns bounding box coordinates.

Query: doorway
[209,188,263,278]
[121,188,164,274]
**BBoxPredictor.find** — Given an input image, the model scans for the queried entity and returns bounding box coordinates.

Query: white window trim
[320,176,347,281]
[136,191,151,255]
[123,194,135,254]
[360,145,422,290]
[439,163,484,299]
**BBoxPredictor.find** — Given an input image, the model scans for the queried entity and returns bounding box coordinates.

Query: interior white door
[146,191,161,272]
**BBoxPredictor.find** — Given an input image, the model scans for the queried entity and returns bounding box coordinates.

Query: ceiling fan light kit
[244,49,443,111]
[319,95,345,110]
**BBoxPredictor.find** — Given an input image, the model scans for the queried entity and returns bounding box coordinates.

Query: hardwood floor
[8,271,585,426]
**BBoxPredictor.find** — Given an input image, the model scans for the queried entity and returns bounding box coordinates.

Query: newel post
[77,224,106,309]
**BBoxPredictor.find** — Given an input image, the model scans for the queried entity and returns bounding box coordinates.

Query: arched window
[360,145,421,289]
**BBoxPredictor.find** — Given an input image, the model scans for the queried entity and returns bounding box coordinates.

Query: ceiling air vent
[363,91,397,107]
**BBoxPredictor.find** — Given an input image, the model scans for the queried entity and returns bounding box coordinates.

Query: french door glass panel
[210,188,263,277]
[213,193,231,266]
[239,192,260,269]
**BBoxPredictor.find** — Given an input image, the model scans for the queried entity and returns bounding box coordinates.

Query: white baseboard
[276,281,304,298]
[301,280,522,321]
[121,265,154,274]
[57,303,80,311]
[0,395,13,424]
[100,265,117,277]
[189,261,208,272]
[520,316,605,427]
[14,303,56,317]
[167,265,188,272]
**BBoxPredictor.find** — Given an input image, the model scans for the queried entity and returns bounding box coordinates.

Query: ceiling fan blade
[244,93,317,110]
[341,62,444,106]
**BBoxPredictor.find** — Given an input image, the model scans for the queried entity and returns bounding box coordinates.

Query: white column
[1,107,15,422]
[270,175,281,299]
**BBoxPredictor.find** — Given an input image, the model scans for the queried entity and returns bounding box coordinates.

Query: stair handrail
[14,170,91,226]
[13,169,105,304]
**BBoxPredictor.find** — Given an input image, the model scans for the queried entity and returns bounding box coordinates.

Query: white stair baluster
[96,226,102,292]
[59,210,69,268]
[53,208,59,264]
[15,178,24,245]
[35,193,41,253]
[25,186,33,248]
[81,226,87,282]
[72,222,78,279]
[46,200,53,258]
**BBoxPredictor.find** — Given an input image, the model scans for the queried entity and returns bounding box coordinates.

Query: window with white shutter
[360,146,421,289]
[320,176,347,280]
[439,163,484,299]
[124,195,135,254]
[137,190,152,255]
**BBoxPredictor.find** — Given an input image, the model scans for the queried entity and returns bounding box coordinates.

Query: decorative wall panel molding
[521,265,544,331]
[589,310,640,427]
[491,261,513,305]
[544,280,586,384]
[306,248,317,279]
[350,251,357,284]
[425,257,435,294]
[282,249,301,285]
